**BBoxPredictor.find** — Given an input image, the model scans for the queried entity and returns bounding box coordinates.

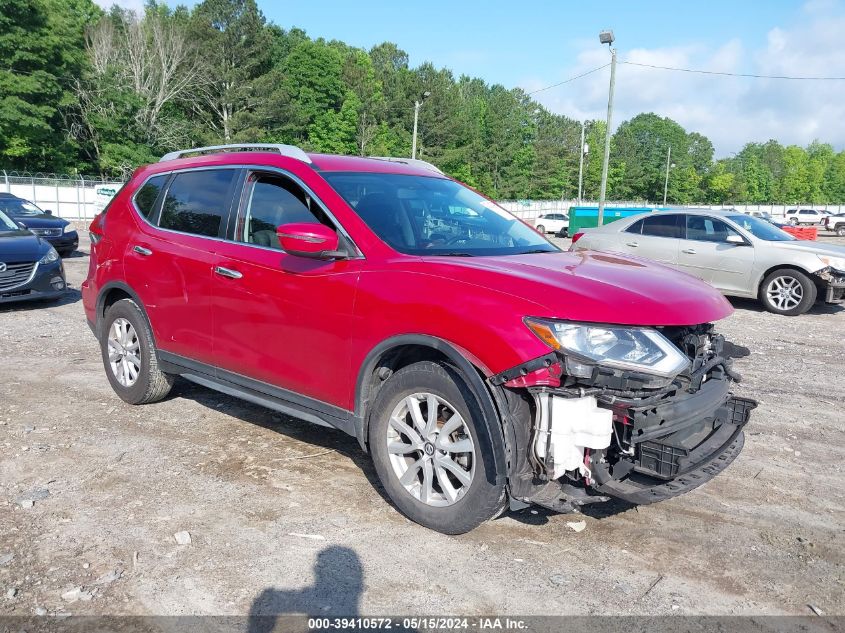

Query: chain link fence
[1,171,127,221]
[3,169,843,223]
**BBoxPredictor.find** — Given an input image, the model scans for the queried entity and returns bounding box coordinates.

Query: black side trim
[353,334,507,485]
[95,281,151,340]
[158,351,359,437]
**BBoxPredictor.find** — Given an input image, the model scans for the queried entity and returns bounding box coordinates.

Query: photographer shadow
[247,546,364,633]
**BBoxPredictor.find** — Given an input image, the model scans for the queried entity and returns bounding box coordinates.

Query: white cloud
[524,1,845,156]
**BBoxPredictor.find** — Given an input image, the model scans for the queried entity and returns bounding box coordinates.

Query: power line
[525,63,610,95]
[621,60,845,81]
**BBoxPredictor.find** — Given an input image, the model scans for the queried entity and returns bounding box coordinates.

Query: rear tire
[759,268,816,316]
[789,217,798,225]
[836,225,845,237]
[368,360,506,534]
[100,298,174,404]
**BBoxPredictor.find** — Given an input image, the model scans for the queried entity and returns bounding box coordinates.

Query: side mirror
[276,223,343,259]
[726,234,746,245]
[44,209,53,215]
[17,221,26,230]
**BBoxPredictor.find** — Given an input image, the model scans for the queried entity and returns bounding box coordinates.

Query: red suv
[82,145,755,534]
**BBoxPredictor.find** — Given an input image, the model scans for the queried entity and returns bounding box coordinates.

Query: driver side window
[238,173,333,250]
[685,215,741,243]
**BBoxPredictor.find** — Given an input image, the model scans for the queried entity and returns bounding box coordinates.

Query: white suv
[534,213,569,236]
[785,209,830,225]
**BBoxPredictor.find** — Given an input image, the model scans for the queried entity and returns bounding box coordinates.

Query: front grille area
[0,289,32,299]
[0,262,36,291]
[31,228,62,237]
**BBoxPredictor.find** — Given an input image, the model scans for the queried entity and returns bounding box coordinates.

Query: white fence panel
[2,171,125,221]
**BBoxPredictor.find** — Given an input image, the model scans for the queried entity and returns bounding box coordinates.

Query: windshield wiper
[440,251,475,257]
[519,249,556,254]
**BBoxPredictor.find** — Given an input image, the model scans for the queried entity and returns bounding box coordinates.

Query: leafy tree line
[2,0,844,204]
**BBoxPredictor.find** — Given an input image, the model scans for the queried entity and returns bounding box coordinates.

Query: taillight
[89,214,105,245]
[571,232,585,244]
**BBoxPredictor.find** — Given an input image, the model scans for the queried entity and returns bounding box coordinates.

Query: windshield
[0,209,21,231]
[0,197,44,216]
[322,172,557,256]
[728,214,796,242]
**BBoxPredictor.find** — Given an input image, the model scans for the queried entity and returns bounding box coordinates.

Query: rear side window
[686,215,742,242]
[626,219,644,234]
[159,170,236,238]
[134,175,167,218]
[640,215,682,238]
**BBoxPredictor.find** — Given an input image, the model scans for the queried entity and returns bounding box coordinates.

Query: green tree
[190,0,272,142]
[0,0,98,171]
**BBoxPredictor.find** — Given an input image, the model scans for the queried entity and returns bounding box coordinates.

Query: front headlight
[524,318,690,378]
[39,247,59,264]
[818,254,845,272]
[63,223,76,234]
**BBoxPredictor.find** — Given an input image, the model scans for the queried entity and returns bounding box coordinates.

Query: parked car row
[0,192,78,256]
[0,193,76,306]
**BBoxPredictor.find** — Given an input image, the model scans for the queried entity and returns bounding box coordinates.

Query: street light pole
[597,31,617,226]
[412,101,421,159]
[411,91,431,160]
[663,146,672,205]
[577,121,586,205]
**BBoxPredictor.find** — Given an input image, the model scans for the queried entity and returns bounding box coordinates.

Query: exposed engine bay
[490,324,757,512]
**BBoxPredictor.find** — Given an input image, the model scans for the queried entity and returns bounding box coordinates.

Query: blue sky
[99,0,845,156]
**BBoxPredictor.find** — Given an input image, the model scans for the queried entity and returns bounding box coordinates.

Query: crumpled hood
[424,250,733,326]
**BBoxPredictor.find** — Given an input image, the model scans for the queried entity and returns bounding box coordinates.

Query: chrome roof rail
[159,143,312,164]
[369,157,444,175]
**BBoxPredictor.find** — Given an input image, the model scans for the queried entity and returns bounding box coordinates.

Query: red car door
[123,167,239,367]
[211,169,362,410]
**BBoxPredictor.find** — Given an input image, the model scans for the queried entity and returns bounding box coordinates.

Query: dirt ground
[1,233,843,619]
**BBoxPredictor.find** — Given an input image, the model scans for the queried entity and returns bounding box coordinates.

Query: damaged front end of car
[489,320,757,513]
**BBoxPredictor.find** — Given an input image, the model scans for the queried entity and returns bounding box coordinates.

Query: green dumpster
[568,206,666,234]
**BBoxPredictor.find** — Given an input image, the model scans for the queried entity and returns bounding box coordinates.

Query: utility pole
[577,121,586,205]
[411,91,431,159]
[597,30,616,226]
[663,146,672,206]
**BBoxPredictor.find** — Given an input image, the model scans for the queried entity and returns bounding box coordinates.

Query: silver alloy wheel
[386,393,476,507]
[107,317,141,387]
[766,275,804,311]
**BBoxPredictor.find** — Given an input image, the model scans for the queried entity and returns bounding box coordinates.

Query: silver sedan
[570,210,845,316]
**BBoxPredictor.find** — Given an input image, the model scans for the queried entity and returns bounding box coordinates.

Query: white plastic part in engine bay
[533,392,613,480]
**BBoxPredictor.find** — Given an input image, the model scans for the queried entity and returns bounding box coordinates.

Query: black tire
[759,268,817,316]
[100,298,174,404]
[789,217,799,225]
[368,360,506,534]
[535,224,545,233]
[836,225,845,237]
[58,249,75,257]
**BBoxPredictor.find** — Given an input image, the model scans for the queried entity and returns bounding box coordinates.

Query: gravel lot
[1,233,843,618]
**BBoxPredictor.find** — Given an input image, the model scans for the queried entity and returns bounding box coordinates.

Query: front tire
[759,268,817,316]
[836,225,845,237]
[100,298,174,404]
[535,224,545,234]
[789,217,799,225]
[368,361,506,534]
